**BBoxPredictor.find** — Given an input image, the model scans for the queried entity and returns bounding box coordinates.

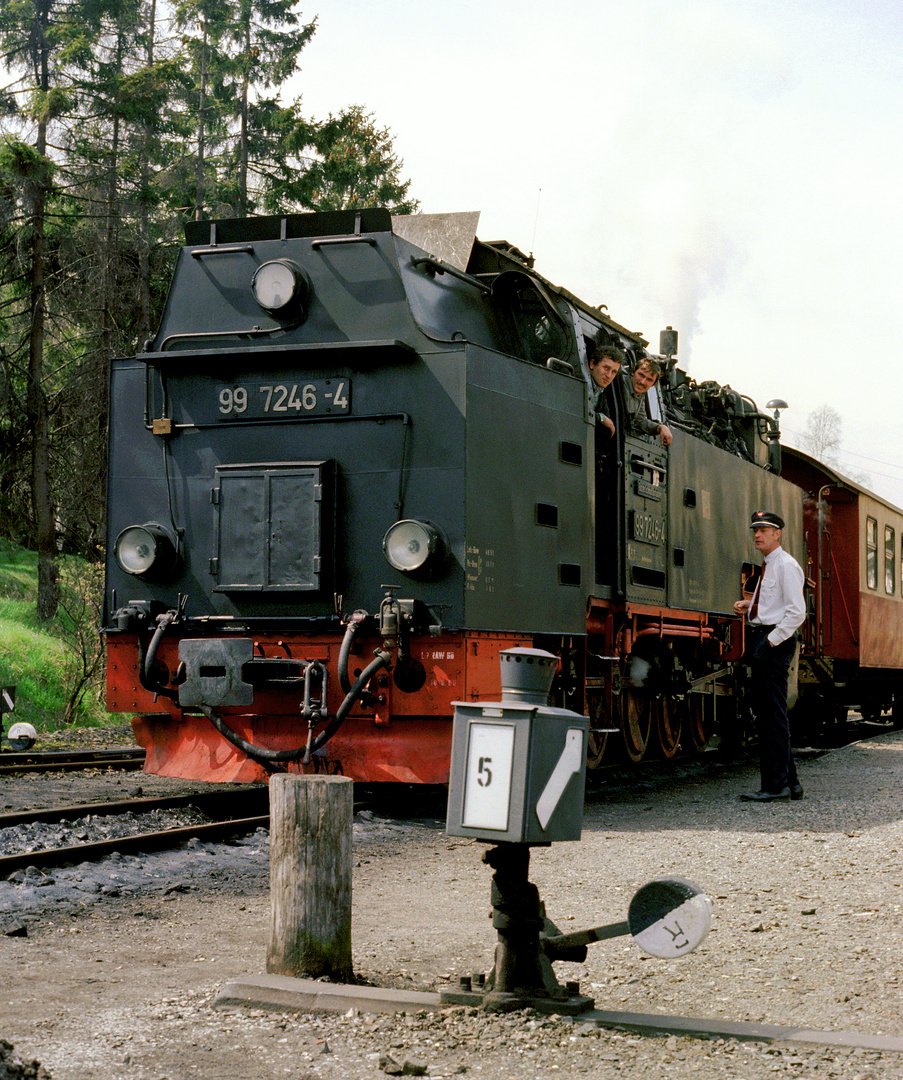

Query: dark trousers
[748,628,799,793]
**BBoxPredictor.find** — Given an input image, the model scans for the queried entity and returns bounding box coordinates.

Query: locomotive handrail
[311,235,377,249]
[147,409,411,433]
[157,325,293,350]
[189,245,255,257]
[411,256,493,295]
[149,335,417,358]
[629,454,667,479]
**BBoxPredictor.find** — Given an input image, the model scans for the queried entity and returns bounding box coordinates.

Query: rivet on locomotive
[104,209,903,783]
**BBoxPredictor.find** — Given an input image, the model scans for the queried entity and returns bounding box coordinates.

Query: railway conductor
[733,510,806,802]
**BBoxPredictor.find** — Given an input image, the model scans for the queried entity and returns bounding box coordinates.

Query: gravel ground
[3,725,903,1079]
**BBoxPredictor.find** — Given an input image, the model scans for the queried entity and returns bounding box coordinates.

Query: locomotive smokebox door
[446,648,588,844]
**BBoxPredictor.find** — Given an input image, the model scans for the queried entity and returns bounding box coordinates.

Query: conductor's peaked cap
[750,510,785,529]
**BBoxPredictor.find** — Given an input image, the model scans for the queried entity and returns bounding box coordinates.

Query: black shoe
[739,788,791,802]
[790,784,804,800]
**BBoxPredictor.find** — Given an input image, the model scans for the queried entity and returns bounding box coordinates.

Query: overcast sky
[290,0,903,504]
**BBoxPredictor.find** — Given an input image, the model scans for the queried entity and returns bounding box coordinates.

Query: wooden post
[266,774,354,982]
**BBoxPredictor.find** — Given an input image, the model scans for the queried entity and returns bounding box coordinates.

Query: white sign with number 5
[462,723,515,832]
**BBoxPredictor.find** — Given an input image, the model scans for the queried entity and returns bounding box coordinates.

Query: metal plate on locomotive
[158,377,352,425]
[211,378,351,422]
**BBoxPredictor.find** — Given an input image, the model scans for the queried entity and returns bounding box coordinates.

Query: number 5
[477,756,492,787]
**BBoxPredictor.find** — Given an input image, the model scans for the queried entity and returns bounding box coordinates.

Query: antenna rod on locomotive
[529,188,541,267]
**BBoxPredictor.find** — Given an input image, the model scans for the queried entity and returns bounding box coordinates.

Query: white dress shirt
[748,545,806,646]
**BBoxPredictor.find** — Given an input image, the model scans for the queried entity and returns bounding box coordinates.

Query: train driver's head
[631,356,663,395]
[750,510,785,554]
[589,344,624,390]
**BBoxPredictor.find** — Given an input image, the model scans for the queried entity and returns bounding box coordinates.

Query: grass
[0,541,109,734]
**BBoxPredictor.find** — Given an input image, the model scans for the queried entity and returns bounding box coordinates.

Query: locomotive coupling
[111,599,170,632]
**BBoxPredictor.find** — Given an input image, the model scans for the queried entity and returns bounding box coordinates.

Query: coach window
[866,516,878,591]
[886,525,895,595]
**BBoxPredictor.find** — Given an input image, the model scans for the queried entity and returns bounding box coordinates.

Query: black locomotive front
[104,210,599,782]
[104,207,815,782]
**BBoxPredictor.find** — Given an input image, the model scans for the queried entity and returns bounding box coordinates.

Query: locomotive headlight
[252,259,310,315]
[383,519,447,578]
[114,523,179,580]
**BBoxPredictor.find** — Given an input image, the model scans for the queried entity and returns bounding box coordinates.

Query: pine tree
[222,0,315,216]
[280,104,419,214]
[0,0,95,616]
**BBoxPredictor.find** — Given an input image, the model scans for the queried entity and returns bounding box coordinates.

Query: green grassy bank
[0,542,108,735]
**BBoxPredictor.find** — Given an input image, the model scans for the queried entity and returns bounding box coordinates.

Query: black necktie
[749,562,766,621]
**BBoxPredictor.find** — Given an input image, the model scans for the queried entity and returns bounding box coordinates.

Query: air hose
[337,610,369,694]
[137,611,179,701]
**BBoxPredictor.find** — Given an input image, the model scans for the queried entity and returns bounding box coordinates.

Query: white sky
[290,0,903,506]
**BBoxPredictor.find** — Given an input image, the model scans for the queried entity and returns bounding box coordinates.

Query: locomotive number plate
[630,510,666,545]
[213,379,351,420]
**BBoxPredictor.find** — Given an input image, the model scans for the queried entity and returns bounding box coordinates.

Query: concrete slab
[214,974,903,1053]
[214,974,443,1015]
[582,1007,903,1052]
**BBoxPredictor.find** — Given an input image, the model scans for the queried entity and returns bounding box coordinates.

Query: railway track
[0,748,146,775]
[0,788,270,876]
[2,718,895,880]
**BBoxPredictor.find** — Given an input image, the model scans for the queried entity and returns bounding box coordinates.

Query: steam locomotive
[103,208,903,784]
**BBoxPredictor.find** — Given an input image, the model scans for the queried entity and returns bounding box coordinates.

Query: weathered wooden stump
[266,774,353,982]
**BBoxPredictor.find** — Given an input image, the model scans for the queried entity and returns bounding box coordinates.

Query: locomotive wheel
[655,696,682,759]
[586,691,612,768]
[686,694,710,754]
[620,688,651,763]
[587,728,610,769]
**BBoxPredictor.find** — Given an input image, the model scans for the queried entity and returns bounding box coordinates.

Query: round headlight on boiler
[251,258,311,316]
[114,523,179,580]
[382,519,447,578]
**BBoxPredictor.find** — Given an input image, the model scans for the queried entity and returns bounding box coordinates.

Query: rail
[0,789,270,875]
[0,749,146,775]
